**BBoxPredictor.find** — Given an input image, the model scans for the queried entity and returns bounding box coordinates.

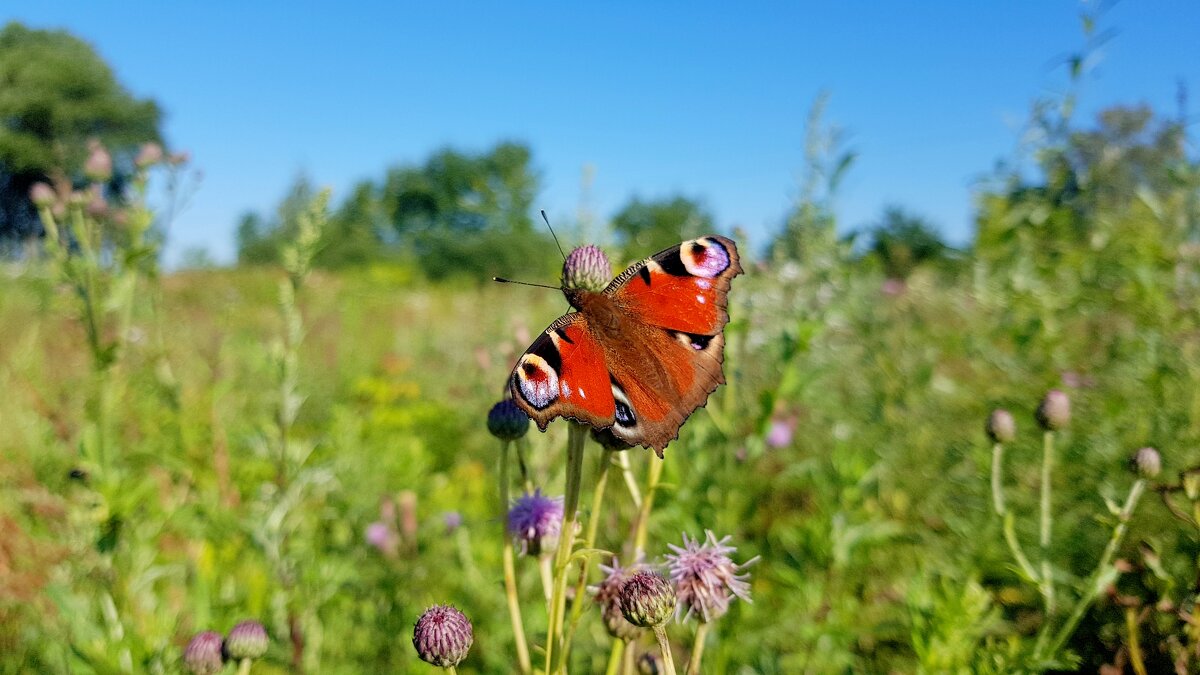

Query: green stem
[564,448,614,654]
[633,454,665,558]
[603,639,625,675]
[446,666,458,675]
[992,441,1039,583]
[686,621,711,675]
[1125,605,1147,675]
[546,423,587,674]
[499,441,532,674]
[653,625,678,675]
[1039,430,1056,619]
[1043,478,1145,659]
[990,442,1006,516]
[236,658,252,675]
[616,451,643,508]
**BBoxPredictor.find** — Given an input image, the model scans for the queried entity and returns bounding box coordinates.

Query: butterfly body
[509,236,742,454]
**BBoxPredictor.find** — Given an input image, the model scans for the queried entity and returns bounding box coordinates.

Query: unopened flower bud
[638,650,664,674]
[412,605,473,668]
[487,399,529,441]
[1035,390,1070,431]
[136,142,164,168]
[84,144,112,182]
[183,631,225,675]
[562,244,612,292]
[224,620,268,661]
[618,570,676,629]
[986,409,1016,443]
[30,182,56,208]
[1132,447,1161,479]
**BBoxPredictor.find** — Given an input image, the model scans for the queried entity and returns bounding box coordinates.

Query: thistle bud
[638,650,664,674]
[618,570,676,629]
[986,409,1016,443]
[1035,390,1070,431]
[84,143,112,182]
[487,399,530,441]
[591,427,634,451]
[1132,447,1161,479]
[562,244,612,292]
[589,558,642,641]
[136,142,164,168]
[412,605,473,668]
[30,182,56,208]
[224,620,268,661]
[183,631,225,675]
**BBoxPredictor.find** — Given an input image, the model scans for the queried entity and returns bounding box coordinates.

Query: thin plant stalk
[990,441,1040,583]
[546,422,587,674]
[616,451,643,508]
[1125,605,1148,675]
[686,622,711,675]
[652,625,678,675]
[539,556,554,605]
[236,659,252,675]
[563,448,615,655]
[603,639,625,675]
[499,440,532,674]
[633,453,666,558]
[1038,430,1056,619]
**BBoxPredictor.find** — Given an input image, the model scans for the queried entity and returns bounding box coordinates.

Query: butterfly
[508,236,742,455]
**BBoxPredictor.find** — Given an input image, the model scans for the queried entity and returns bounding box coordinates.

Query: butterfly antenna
[541,209,568,261]
[493,277,561,291]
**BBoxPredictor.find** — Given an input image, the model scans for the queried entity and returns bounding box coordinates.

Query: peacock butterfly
[508,236,742,455]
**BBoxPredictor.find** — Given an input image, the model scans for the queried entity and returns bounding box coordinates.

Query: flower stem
[653,625,678,675]
[546,423,587,674]
[991,441,1040,583]
[563,448,615,655]
[499,441,532,674]
[604,639,625,675]
[236,658,252,675]
[1038,430,1056,620]
[686,621,710,675]
[633,453,666,558]
[1125,605,1148,675]
[616,451,643,508]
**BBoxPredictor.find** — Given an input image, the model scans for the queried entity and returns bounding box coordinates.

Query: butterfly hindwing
[510,314,616,431]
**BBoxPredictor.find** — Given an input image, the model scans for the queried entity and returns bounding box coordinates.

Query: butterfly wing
[509,313,617,432]
[599,235,743,452]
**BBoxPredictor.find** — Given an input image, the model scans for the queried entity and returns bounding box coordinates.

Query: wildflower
[29,182,56,208]
[986,409,1016,444]
[589,557,643,641]
[507,489,563,556]
[443,511,463,534]
[1036,389,1070,431]
[183,631,225,675]
[85,185,107,217]
[765,418,795,448]
[224,620,268,661]
[1132,447,1161,479]
[487,399,530,441]
[638,650,664,674]
[412,605,473,668]
[168,150,191,166]
[365,521,397,555]
[136,142,164,168]
[562,244,611,292]
[618,570,676,629]
[666,530,757,622]
[84,142,112,182]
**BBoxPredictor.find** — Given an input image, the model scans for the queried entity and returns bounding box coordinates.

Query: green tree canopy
[861,205,952,280]
[0,22,162,243]
[609,195,713,265]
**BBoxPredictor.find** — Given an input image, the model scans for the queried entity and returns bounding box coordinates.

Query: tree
[861,206,951,280]
[0,22,162,244]
[609,195,713,265]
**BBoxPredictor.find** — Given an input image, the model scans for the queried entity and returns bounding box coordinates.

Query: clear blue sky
[8,2,1199,266]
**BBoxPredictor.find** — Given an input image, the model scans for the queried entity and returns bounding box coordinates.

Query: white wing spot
[561,380,572,399]
[696,295,706,304]
[578,387,586,399]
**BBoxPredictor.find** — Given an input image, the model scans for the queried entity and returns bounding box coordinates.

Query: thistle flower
[618,570,676,629]
[1036,389,1070,431]
[765,418,795,448]
[365,521,398,556]
[986,409,1016,444]
[412,605,473,668]
[589,557,643,641]
[136,142,164,168]
[183,631,225,675]
[224,619,268,660]
[487,399,530,441]
[666,530,757,622]
[443,511,463,534]
[638,650,664,674]
[562,244,611,292]
[507,489,563,556]
[29,182,56,208]
[1132,447,1161,479]
[84,142,112,182]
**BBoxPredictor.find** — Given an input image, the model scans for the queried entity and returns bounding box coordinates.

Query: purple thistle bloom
[183,631,225,675]
[443,511,463,533]
[412,605,473,668]
[562,244,612,292]
[224,619,268,660]
[765,418,794,448]
[666,530,758,622]
[365,521,398,556]
[507,489,563,556]
[588,557,644,641]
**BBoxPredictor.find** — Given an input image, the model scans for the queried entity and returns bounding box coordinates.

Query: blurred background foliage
[2,15,1200,675]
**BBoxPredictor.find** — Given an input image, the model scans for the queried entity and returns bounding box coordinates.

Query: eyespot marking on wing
[610,379,637,429]
[516,354,559,410]
[680,237,730,278]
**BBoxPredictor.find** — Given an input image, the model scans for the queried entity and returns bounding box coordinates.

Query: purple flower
[562,244,612,292]
[412,605,473,667]
[183,631,225,675]
[588,557,643,641]
[765,418,794,448]
[224,620,268,660]
[618,570,676,629]
[84,141,112,182]
[666,530,757,622]
[507,489,563,556]
[365,521,397,555]
[1036,389,1070,431]
[443,511,463,533]
[29,182,56,208]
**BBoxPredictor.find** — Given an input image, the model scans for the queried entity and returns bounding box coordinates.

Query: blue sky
[9,2,1199,266]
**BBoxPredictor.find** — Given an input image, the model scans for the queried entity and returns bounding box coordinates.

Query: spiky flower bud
[136,142,164,168]
[84,143,112,182]
[667,530,756,622]
[562,244,612,292]
[224,620,268,661]
[986,409,1016,444]
[507,489,563,556]
[589,558,643,641]
[638,650,664,675]
[1132,447,1161,479]
[1035,390,1070,431]
[183,631,225,675]
[412,605,473,668]
[487,399,530,441]
[591,427,634,451]
[618,570,676,629]
[30,182,56,208]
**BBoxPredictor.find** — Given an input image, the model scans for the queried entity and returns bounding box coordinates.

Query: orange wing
[509,314,616,431]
